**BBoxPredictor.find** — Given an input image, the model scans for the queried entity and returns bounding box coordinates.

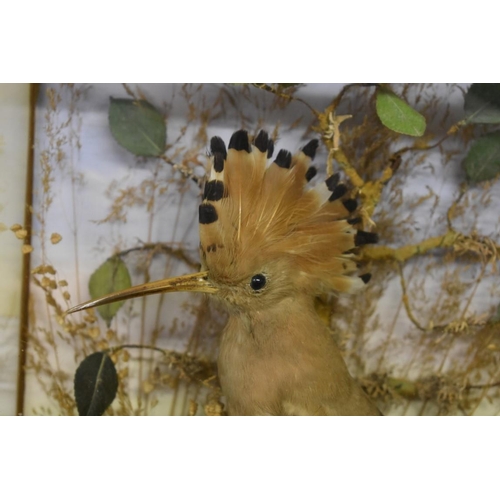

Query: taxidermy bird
[67,129,381,416]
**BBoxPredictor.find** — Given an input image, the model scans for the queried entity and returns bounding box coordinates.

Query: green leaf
[88,256,132,326]
[463,131,500,183]
[74,351,118,416]
[109,98,166,156]
[376,88,426,137]
[464,84,500,124]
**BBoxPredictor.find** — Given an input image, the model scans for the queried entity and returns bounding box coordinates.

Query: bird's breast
[216,304,382,416]
[218,322,287,415]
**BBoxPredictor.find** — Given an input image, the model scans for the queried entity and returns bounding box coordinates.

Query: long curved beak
[65,271,217,316]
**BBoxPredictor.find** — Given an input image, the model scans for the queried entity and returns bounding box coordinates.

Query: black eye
[250,274,267,291]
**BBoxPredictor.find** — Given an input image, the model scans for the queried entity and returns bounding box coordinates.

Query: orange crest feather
[198,130,377,293]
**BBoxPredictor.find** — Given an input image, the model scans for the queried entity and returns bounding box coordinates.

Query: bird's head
[66,130,377,318]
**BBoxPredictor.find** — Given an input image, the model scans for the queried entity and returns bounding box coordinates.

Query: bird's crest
[199,129,377,293]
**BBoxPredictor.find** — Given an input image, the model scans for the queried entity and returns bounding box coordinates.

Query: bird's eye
[250,274,267,291]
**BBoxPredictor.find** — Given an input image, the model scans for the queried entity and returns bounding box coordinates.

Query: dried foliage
[22,83,500,415]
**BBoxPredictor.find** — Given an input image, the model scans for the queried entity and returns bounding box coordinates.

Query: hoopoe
[67,129,381,416]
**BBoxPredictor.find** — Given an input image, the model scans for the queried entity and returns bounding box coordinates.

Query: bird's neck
[224,295,320,345]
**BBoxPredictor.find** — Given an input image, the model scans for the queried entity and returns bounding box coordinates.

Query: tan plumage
[67,129,381,416]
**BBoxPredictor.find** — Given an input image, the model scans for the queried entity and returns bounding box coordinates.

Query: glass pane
[23,83,500,415]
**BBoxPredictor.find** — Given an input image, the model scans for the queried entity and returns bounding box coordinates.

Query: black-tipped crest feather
[329,184,347,201]
[305,166,317,182]
[342,199,358,213]
[204,180,225,201]
[325,173,340,191]
[302,139,319,159]
[199,204,218,224]
[254,130,269,153]
[210,136,227,159]
[274,149,292,169]
[355,230,379,246]
[228,130,251,152]
[267,139,274,159]
[213,152,224,173]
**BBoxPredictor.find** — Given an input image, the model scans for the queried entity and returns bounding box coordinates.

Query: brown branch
[397,262,427,331]
[466,381,500,390]
[251,84,317,115]
[159,154,204,186]
[361,373,500,406]
[327,83,379,116]
[114,242,199,270]
[362,231,459,262]
[109,344,218,389]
